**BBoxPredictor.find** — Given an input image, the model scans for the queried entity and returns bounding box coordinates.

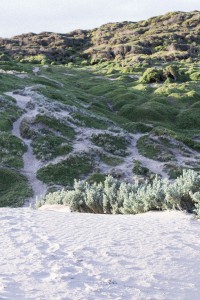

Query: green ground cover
[31,129,72,162]
[37,153,93,186]
[0,132,26,168]
[91,133,130,156]
[0,168,32,207]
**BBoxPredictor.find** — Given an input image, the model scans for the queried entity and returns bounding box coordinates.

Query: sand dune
[0,208,200,299]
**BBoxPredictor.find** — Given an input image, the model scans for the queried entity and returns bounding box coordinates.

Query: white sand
[0,208,200,299]
[6,91,47,205]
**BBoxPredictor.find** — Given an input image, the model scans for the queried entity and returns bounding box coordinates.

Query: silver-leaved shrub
[43,170,200,216]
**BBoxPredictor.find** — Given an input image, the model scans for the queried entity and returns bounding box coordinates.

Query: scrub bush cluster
[41,169,200,216]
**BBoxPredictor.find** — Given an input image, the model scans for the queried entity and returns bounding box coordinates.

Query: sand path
[7,92,47,206]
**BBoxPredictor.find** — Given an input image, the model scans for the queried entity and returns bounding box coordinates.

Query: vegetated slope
[0,11,200,207]
[0,11,199,64]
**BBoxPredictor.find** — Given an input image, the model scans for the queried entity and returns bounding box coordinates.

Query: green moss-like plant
[140,68,165,83]
[91,133,129,156]
[177,109,200,129]
[0,168,32,207]
[34,115,75,139]
[31,129,72,161]
[37,153,93,186]
[0,132,26,168]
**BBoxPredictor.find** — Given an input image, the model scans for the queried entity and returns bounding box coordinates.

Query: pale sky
[0,0,199,37]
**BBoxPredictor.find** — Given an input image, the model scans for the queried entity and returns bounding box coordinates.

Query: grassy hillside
[0,11,199,65]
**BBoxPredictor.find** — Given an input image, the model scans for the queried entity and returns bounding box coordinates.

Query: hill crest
[0,10,199,65]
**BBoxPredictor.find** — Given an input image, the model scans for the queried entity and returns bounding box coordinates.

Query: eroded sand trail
[7,91,47,206]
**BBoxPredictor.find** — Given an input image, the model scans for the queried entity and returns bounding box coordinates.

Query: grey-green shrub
[165,169,200,211]
[42,170,200,215]
[192,192,200,218]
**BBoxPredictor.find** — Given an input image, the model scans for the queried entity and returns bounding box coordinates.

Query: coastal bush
[31,129,72,161]
[34,115,75,139]
[190,71,200,81]
[124,122,153,133]
[163,65,179,81]
[20,119,36,139]
[132,160,151,177]
[0,132,26,168]
[192,192,200,218]
[86,173,107,184]
[177,109,200,129]
[119,104,164,123]
[37,153,93,186]
[140,68,165,83]
[0,96,22,131]
[137,135,166,161]
[163,163,183,179]
[91,133,129,156]
[0,168,32,207]
[72,113,108,129]
[140,65,186,84]
[99,154,123,166]
[42,169,200,216]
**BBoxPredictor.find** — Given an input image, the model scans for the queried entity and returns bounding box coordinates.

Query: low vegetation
[33,115,75,140]
[100,154,124,166]
[132,160,153,178]
[37,153,94,186]
[72,113,109,130]
[31,129,72,162]
[91,133,129,156]
[0,95,22,131]
[0,168,32,207]
[40,170,200,217]
[0,132,26,168]
[137,134,175,162]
